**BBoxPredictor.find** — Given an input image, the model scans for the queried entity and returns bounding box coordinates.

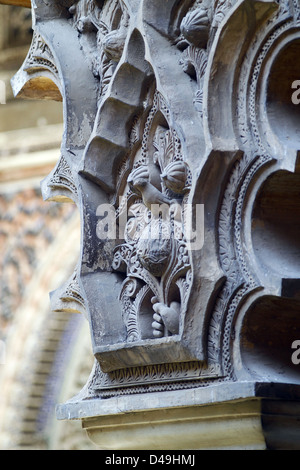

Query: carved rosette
[12,0,300,399]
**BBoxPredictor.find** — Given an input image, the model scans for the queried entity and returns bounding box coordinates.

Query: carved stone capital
[10,0,300,449]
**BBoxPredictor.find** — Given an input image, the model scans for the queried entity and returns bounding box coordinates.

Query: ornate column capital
[9,0,300,449]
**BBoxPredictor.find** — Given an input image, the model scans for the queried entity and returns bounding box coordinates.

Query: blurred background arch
[0,4,96,450]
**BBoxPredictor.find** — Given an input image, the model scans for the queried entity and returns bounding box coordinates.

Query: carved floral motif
[69,0,129,97]
[112,91,193,343]
[178,2,211,116]
[180,8,210,48]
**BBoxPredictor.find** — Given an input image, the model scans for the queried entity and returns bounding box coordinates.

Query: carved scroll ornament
[12,0,300,399]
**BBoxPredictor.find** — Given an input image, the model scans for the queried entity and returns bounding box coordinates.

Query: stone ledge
[0,0,30,8]
[56,381,300,450]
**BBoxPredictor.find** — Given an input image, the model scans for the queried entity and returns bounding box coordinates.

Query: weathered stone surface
[8,0,300,449]
[57,382,300,450]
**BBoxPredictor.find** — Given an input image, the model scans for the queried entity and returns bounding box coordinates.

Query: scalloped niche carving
[266,38,300,150]
[252,169,300,280]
